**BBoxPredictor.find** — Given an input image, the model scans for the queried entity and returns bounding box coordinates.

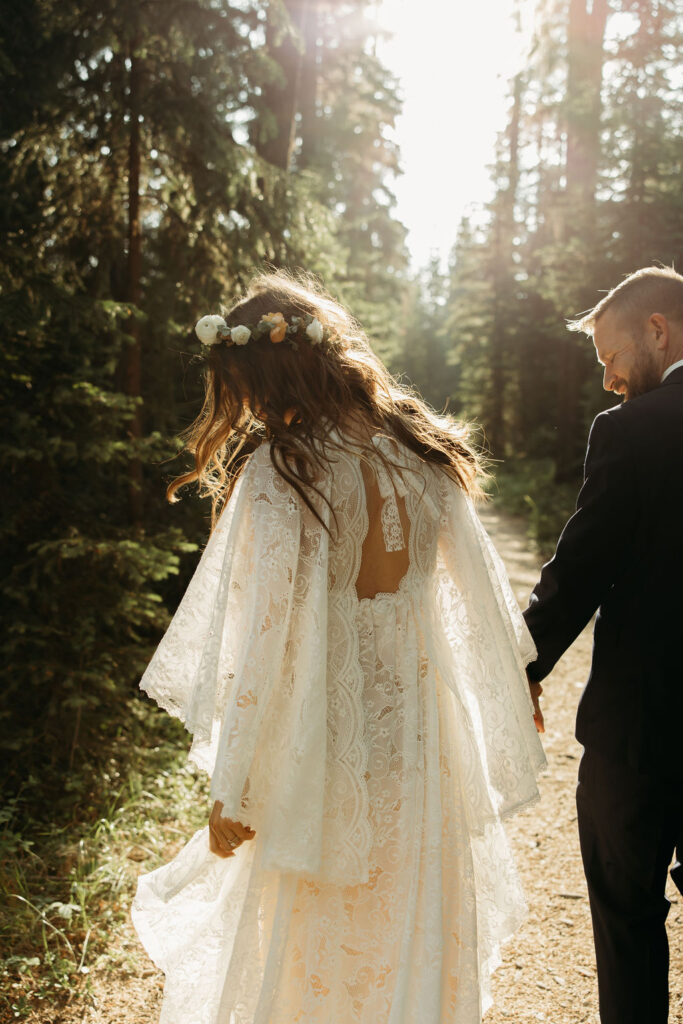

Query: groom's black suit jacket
[524,365,683,774]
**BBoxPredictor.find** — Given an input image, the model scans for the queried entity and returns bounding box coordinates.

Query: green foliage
[0,0,408,816]
[392,259,457,410]
[0,701,209,1020]
[485,460,578,559]
[0,256,196,791]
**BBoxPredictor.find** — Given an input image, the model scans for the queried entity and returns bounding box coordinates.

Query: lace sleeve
[205,457,302,813]
[463,497,538,669]
[435,476,546,819]
[138,474,249,730]
[140,445,330,874]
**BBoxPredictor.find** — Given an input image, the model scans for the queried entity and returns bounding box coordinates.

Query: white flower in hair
[195,314,227,346]
[306,317,324,344]
[230,325,251,346]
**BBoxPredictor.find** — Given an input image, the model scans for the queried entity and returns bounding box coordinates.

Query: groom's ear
[649,313,669,350]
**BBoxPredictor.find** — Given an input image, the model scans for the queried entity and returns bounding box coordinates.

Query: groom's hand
[529,681,545,733]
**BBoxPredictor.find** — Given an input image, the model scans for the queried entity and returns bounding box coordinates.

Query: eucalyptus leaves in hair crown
[195,310,334,351]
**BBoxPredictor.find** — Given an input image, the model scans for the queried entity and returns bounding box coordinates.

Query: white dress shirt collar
[661,358,683,383]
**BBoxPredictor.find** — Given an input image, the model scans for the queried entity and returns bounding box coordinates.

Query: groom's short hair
[567,265,683,337]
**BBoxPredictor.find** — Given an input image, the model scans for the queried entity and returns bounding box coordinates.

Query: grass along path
[1,704,207,1024]
[9,506,681,1024]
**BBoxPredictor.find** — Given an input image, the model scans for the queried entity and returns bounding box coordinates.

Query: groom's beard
[616,345,661,401]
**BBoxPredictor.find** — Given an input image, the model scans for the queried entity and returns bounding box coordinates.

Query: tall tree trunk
[255,0,310,171]
[555,0,609,481]
[298,3,319,170]
[488,73,523,458]
[252,0,310,263]
[565,0,609,202]
[125,44,144,523]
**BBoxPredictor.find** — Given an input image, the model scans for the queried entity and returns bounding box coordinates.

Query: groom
[523,265,683,1024]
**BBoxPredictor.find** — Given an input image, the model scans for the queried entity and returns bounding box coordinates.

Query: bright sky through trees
[377,0,535,268]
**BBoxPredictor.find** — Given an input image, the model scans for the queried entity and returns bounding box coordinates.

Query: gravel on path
[480,506,682,1024]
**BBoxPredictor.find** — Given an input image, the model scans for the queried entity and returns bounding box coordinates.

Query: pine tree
[399,259,454,411]
[554,0,610,479]
[439,0,681,545]
[600,0,683,268]
[251,0,408,354]
[0,0,410,801]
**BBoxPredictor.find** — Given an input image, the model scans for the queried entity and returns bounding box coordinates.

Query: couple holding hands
[132,264,683,1024]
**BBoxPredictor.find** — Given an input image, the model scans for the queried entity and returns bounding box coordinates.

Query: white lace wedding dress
[132,426,546,1024]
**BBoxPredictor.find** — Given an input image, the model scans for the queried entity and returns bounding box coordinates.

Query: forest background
[0,0,681,1017]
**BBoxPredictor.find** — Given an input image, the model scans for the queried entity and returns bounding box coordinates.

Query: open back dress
[132,424,546,1024]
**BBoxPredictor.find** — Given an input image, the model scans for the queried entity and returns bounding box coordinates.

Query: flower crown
[195,310,334,351]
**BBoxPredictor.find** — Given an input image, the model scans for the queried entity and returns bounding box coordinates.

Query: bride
[132,270,546,1023]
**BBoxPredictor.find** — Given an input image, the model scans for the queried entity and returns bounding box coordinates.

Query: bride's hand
[209,800,256,858]
[529,682,545,733]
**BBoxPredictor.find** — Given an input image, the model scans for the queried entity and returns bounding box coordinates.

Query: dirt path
[479,506,683,1024]
[58,507,682,1024]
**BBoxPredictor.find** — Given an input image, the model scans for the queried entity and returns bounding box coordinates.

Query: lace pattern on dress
[372,458,406,552]
[138,431,545,884]
[322,453,372,884]
[133,428,548,1024]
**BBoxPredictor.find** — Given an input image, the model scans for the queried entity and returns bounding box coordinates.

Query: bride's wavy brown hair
[169,269,484,529]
